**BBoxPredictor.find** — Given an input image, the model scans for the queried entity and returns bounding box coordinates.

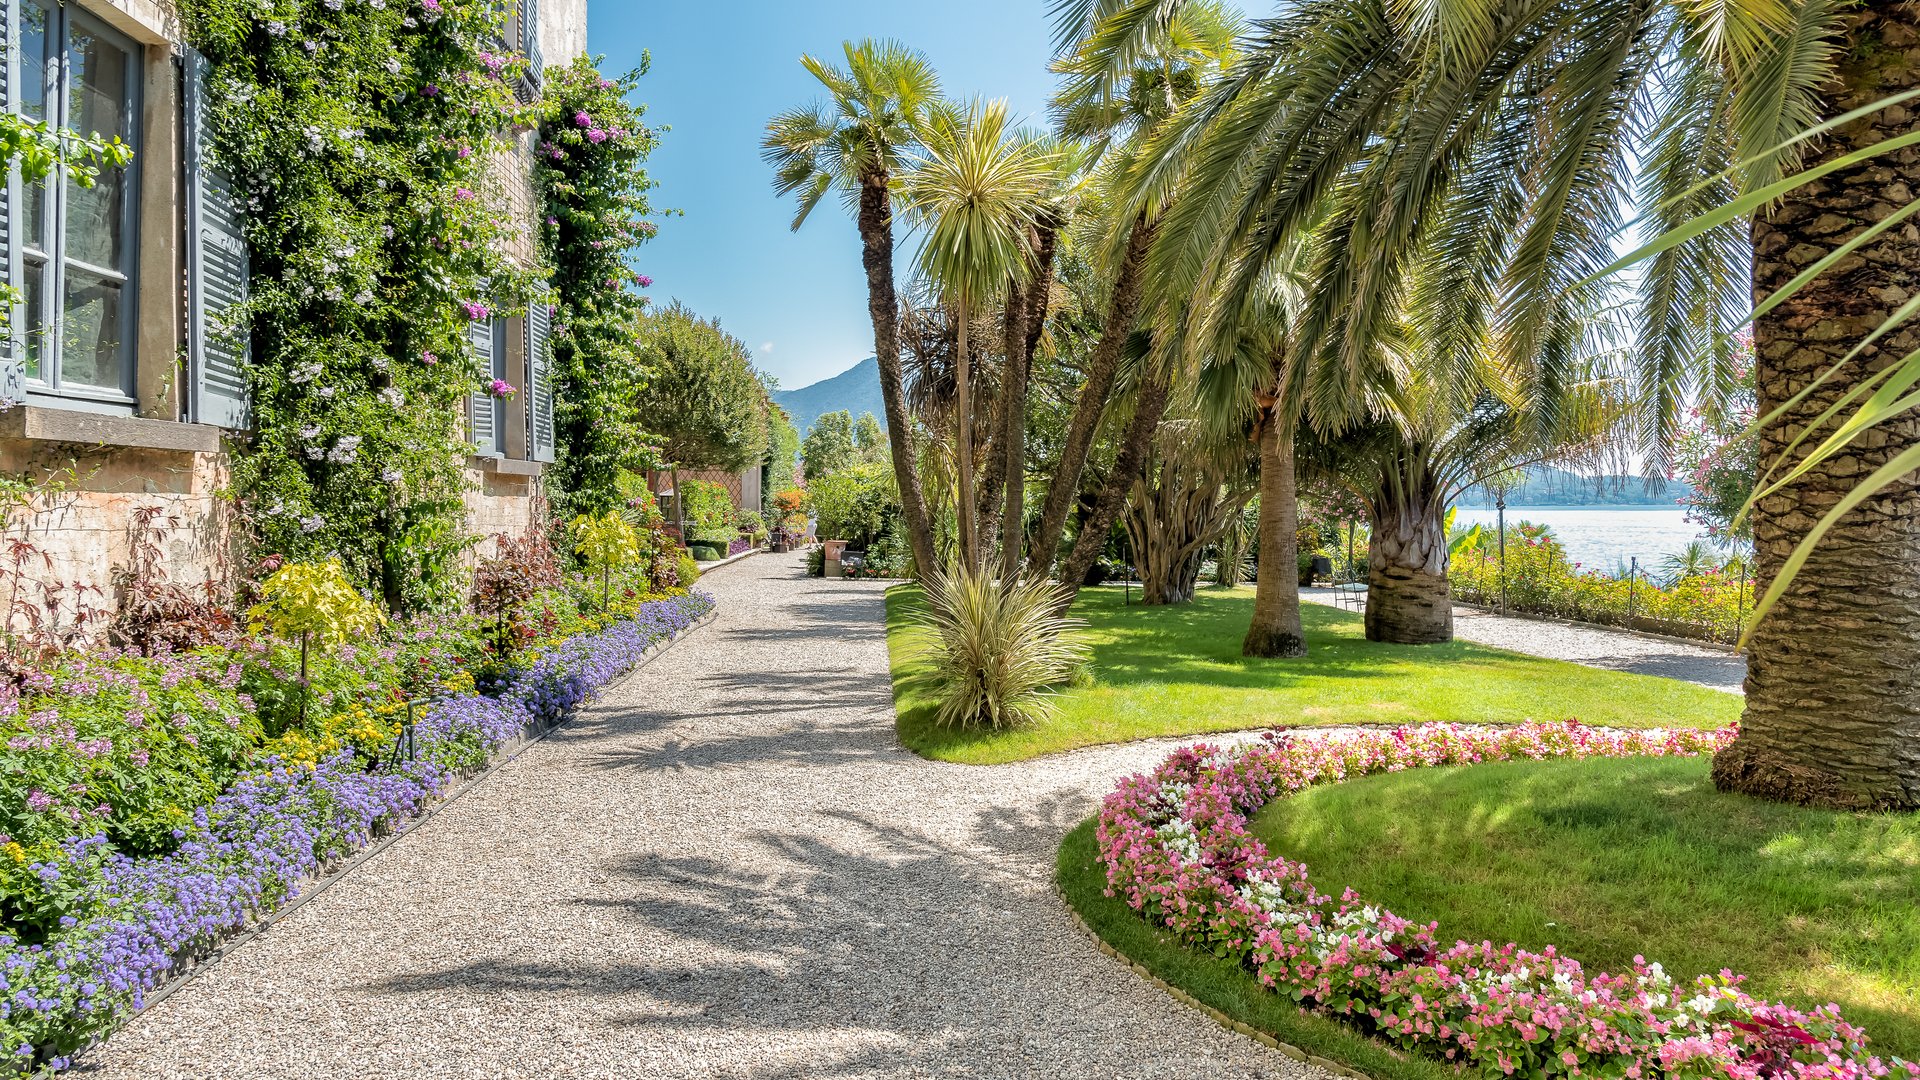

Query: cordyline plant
[247,559,384,731]
[923,564,1089,729]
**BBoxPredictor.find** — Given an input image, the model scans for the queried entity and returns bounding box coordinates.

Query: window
[469,313,506,456]
[14,0,142,405]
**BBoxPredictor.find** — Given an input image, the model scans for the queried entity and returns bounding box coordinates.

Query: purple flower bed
[726,536,751,558]
[1098,722,1918,1080]
[0,590,714,1072]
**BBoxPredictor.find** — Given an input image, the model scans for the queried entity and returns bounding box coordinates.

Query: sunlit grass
[888,584,1742,764]
[1249,756,1920,1059]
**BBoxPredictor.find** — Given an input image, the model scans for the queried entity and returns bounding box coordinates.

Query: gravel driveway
[81,552,1321,1080]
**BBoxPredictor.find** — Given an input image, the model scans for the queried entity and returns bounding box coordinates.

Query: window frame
[13,0,144,410]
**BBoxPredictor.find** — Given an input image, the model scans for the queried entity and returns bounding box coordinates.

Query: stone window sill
[470,454,545,477]
[0,406,221,454]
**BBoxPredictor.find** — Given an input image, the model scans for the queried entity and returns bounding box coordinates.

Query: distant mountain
[1457,465,1693,507]
[772,356,886,434]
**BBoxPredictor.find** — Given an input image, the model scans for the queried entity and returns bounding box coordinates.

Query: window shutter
[468,314,498,454]
[522,0,543,90]
[527,295,554,463]
[0,0,22,405]
[185,49,251,429]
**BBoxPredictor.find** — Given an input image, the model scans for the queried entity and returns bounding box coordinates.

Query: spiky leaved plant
[922,565,1090,729]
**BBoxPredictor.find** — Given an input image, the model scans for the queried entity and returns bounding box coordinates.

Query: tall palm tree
[904,100,1056,570]
[1097,0,1920,807]
[1710,3,1920,811]
[763,40,944,576]
[1026,2,1242,580]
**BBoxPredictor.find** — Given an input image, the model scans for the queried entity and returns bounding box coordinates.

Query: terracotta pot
[823,539,848,564]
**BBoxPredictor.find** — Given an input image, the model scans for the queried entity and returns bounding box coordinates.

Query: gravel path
[83,552,1322,1080]
[1303,588,1746,693]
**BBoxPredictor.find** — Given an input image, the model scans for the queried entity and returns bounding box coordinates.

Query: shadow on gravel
[567,668,902,772]
[354,795,1179,1080]
[1578,652,1744,690]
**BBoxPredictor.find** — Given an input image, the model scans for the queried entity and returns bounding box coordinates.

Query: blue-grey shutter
[185,49,250,428]
[527,295,554,462]
[0,0,21,405]
[522,0,543,91]
[468,314,497,454]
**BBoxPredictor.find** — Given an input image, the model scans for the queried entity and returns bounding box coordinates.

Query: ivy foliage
[536,56,663,517]
[181,0,538,611]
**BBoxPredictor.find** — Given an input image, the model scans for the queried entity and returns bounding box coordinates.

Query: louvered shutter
[1,0,23,405]
[527,295,554,462]
[522,0,543,90]
[185,49,250,428]
[468,314,499,454]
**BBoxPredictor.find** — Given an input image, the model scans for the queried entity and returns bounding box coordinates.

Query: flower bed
[0,590,713,1072]
[1097,723,1918,1080]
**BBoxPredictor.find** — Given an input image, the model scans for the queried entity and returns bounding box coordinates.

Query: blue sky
[587,1,1060,393]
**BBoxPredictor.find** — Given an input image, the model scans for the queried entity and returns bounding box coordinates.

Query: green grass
[1248,756,1920,1059]
[1057,818,1455,1080]
[888,584,1742,764]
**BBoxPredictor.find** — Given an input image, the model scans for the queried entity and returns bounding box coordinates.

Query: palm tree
[1026,2,1242,580]
[1710,4,1920,810]
[1661,539,1719,587]
[1095,0,1920,806]
[903,100,1056,570]
[763,40,944,576]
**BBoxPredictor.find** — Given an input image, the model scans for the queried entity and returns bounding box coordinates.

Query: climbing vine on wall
[182,0,538,611]
[535,56,662,518]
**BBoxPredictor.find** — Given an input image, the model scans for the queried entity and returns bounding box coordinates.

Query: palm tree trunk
[1713,9,1920,811]
[955,301,978,570]
[1056,371,1173,602]
[1028,213,1156,579]
[977,279,1024,555]
[859,174,940,577]
[1243,415,1306,657]
[1364,489,1453,645]
[998,217,1059,581]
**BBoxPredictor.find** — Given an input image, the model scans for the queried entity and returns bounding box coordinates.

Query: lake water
[1450,506,1716,574]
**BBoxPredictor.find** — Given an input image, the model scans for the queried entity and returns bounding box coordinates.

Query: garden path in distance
[79,551,1320,1080]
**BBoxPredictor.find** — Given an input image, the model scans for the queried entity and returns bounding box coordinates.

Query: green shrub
[920,566,1090,729]
[806,463,899,547]
[678,552,702,588]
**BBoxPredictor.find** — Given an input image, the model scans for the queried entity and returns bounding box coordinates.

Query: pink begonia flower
[488,379,517,398]
[636,274,653,288]
[453,187,475,201]
[1090,721,1920,1080]
[575,111,592,127]
[422,350,438,366]
[462,301,490,321]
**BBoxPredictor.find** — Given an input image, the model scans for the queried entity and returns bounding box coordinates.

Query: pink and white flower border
[1096,722,1918,1080]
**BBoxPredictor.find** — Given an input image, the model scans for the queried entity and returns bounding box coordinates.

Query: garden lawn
[1249,755,1920,1059]
[887,584,1742,764]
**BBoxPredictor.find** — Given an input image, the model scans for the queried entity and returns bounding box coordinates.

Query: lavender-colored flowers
[0,591,714,1071]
